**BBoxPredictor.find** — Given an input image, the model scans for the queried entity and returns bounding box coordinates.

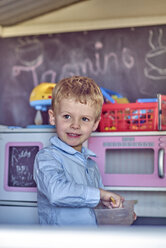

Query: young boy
[33,76,124,226]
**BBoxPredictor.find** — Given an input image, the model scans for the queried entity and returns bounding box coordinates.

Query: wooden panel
[1,0,166,37]
[0,0,82,26]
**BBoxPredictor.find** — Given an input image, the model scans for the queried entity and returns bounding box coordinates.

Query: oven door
[0,130,55,202]
[88,135,166,187]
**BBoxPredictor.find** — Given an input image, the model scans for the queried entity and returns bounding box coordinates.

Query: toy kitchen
[0,84,166,225]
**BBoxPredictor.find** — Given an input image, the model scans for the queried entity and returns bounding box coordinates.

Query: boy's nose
[71,119,80,129]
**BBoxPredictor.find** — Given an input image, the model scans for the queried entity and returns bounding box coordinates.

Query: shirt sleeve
[33,148,100,208]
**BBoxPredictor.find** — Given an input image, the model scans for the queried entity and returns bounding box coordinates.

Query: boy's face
[49,98,100,152]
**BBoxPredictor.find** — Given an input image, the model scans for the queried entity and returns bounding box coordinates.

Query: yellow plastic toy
[29,82,56,111]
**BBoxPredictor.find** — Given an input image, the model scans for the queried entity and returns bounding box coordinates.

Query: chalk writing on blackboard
[8,146,38,188]
[2,26,166,127]
[12,37,44,87]
[60,44,135,80]
[12,37,135,87]
[144,28,166,80]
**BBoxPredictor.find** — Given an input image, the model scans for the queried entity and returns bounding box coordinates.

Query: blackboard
[7,145,38,188]
[1,24,166,127]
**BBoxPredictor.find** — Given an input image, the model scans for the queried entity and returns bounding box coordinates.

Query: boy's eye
[82,117,89,122]
[63,114,71,119]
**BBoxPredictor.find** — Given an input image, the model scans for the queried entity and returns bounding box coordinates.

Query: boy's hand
[99,188,124,209]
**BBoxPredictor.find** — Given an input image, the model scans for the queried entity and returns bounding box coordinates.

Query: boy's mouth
[67,133,81,137]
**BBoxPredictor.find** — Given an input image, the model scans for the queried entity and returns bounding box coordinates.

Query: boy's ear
[92,117,100,131]
[48,109,56,125]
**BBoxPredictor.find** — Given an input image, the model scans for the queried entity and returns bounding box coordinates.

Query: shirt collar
[50,135,96,158]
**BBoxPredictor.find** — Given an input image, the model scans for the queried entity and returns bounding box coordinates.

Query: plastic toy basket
[94,200,136,225]
[99,102,158,132]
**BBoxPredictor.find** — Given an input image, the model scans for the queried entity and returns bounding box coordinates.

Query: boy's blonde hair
[51,76,104,121]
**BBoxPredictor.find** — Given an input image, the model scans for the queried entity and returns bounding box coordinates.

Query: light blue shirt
[33,135,104,226]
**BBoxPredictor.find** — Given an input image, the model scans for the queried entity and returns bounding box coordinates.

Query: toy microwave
[88,131,166,189]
